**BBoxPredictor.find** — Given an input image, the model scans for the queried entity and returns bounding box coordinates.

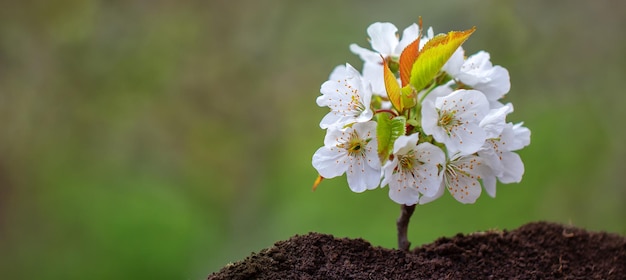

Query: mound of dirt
[208,221,626,279]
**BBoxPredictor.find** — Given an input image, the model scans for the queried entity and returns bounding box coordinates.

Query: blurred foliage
[0,0,625,279]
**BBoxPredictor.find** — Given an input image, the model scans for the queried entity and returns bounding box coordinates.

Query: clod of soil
[208,221,626,279]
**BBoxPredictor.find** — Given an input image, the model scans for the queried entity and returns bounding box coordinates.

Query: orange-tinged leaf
[383,56,403,112]
[399,38,420,87]
[312,175,324,191]
[410,27,476,92]
[399,17,423,87]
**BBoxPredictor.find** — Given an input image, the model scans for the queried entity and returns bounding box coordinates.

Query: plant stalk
[397,204,416,251]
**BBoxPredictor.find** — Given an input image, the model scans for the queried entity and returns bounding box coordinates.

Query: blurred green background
[1,0,625,279]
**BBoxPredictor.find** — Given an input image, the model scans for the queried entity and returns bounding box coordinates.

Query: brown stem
[374,109,398,117]
[397,204,416,251]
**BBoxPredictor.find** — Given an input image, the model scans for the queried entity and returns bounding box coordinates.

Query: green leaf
[401,85,417,109]
[406,118,419,127]
[376,114,407,162]
[409,27,476,93]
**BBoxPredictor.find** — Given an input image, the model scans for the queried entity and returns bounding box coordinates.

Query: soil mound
[208,221,626,279]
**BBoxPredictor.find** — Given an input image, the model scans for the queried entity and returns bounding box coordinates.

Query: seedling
[312,19,530,251]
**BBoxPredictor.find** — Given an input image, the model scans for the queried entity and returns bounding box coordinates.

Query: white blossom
[444,49,511,107]
[478,113,531,196]
[475,104,531,196]
[381,134,445,205]
[312,121,381,193]
[421,89,489,154]
[442,153,494,204]
[317,63,373,129]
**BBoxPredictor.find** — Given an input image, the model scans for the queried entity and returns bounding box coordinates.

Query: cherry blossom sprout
[311,19,531,251]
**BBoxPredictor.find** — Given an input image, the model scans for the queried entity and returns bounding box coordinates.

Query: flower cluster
[312,21,530,206]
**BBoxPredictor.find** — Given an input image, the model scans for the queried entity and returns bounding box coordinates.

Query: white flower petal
[449,122,486,155]
[380,158,396,188]
[328,64,348,80]
[497,151,524,184]
[322,125,347,147]
[510,122,531,151]
[318,111,344,130]
[364,142,380,170]
[397,23,419,53]
[366,22,399,56]
[442,46,465,76]
[347,156,380,192]
[352,121,377,137]
[415,142,446,168]
[460,51,493,80]
[387,169,421,205]
[419,180,445,204]
[420,99,441,139]
[482,174,497,198]
[444,154,493,204]
[413,163,442,197]
[488,100,507,109]
[472,66,510,101]
[392,134,419,155]
[355,109,374,124]
[446,172,482,204]
[349,44,381,63]
[352,121,380,168]
[420,83,454,105]
[480,104,513,138]
[450,90,490,120]
[312,145,348,178]
[478,140,503,177]
[361,61,386,95]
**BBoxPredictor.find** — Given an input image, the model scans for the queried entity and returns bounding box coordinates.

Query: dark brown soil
[208,221,626,279]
